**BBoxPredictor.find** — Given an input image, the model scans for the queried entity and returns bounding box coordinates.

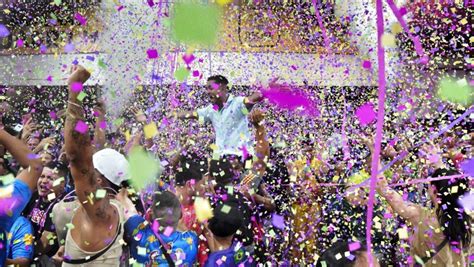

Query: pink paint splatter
[261,85,319,116]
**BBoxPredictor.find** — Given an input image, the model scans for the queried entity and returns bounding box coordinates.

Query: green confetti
[171,3,221,46]
[174,67,190,82]
[95,189,106,199]
[54,0,62,5]
[128,147,162,190]
[98,59,107,69]
[113,118,124,127]
[76,91,87,102]
[221,205,231,214]
[437,77,473,106]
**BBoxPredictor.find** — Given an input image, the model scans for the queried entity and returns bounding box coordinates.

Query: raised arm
[0,129,43,191]
[173,110,198,120]
[93,100,106,151]
[64,66,111,222]
[249,109,270,177]
[244,91,263,110]
[376,176,421,224]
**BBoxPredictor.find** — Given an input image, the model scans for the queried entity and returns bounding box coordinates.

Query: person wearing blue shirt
[121,190,198,266]
[6,216,34,267]
[204,201,253,267]
[174,75,263,158]
[0,128,44,266]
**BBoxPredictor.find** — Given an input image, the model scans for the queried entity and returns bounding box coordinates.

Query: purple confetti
[271,213,285,230]
[147,49,158,59]
[460,158,474,177]
[0,24,9,38]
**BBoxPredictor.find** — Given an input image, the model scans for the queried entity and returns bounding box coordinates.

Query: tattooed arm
[64,66,112,222]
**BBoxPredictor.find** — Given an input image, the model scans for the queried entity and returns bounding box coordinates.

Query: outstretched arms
[0,129,43,191]
[249,109,270,177]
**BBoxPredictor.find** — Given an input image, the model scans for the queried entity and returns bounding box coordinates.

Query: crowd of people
[0,65,472,267]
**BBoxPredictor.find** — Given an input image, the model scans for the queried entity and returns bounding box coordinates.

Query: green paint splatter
[437,77,473,107]
[174,67,190,82]
[171,3,221,46]
[128,147,162,190]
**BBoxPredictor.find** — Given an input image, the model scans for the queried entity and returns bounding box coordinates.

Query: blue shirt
[197,95,254,157]
[124,215,198,266]
[0,179,32,265]
[205,242,253,267]
[7,216,34,260]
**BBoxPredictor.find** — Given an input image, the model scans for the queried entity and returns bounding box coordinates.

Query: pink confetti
[355,102,376,125]
[192,70,200,77]
[16,39,24,47]
[99,121,107,129]
[74,121,88,134]
[163,226,174,237]
[49,111,57,120]
[71,82,83,92]
[362,60,372,69]
[348,242,361,251]
[182,54,196,65]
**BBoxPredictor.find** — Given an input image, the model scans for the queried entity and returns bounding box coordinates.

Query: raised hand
[248,109,265,127]
[67,65,91,85]
[130,106,147,123]
[21,117,38,141]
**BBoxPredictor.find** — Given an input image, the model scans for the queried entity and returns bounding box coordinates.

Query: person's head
[40,150,54,166]
[174,156,207,199]
[430,169,471,248]
[316,241,379,267]
[27,135,40,151]
[209,158,238,186]
[152,191,182,230]
[37,162,66,198]
[206,75,229,105]
[208,201,243,238]
[92,148,129,193]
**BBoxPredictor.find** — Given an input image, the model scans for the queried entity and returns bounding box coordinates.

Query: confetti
[171,3,221,46]
[74,121,88,134]
[128,147,162,190]
[194,197,213,222]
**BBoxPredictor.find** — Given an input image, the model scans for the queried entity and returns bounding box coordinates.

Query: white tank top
[63,199,125,267]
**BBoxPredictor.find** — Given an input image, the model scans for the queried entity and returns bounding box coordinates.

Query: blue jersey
[124,215,198,266]
[7,216,34,261]
[0,179,32,266]
[205,242,253,267]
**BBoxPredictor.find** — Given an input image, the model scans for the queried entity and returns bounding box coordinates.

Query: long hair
[431,169,471,248]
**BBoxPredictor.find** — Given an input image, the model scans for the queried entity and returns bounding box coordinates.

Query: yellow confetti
[381,33,397,48]
[194,197,213,222]
[143,122,158,139]
[390,22,402,34]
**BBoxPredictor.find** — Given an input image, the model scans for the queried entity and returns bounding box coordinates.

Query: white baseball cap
[93,148,129,186]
